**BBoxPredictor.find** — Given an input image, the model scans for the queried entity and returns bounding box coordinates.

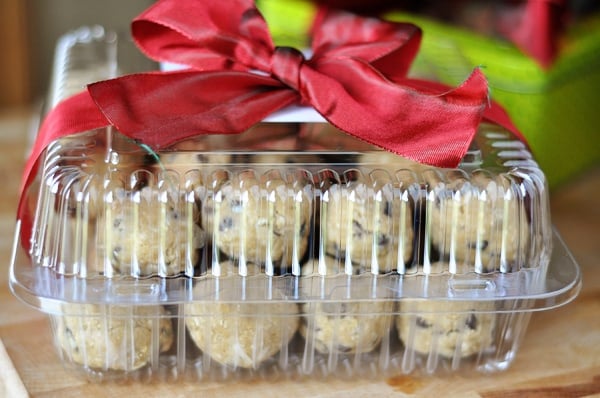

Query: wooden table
[1,107,599,397]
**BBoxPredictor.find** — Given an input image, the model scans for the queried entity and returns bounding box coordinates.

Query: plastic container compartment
[9,27,581,382]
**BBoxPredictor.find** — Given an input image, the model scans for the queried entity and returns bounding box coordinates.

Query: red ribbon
[19,0,523,252]
[496,0,566,69]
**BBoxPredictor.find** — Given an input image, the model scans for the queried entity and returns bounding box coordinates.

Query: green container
[384,12,600,188]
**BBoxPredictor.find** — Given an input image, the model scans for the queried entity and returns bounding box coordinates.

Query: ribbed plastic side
[29,128,552,280]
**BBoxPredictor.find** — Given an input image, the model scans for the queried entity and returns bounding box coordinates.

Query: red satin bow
[19,0,507,251]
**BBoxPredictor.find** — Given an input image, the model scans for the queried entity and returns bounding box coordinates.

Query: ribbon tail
[303,63,488,168]
[88,70,299,147]
[497,0,566,68]
[400,70,528,145]
[399,69,489,167]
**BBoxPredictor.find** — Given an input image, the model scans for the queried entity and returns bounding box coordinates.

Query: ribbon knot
[271,46,305,92]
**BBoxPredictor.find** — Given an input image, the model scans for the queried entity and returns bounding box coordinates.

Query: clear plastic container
[9,27,581,382]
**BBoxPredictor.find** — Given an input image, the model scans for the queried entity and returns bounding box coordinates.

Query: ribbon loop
[271,46,306,91]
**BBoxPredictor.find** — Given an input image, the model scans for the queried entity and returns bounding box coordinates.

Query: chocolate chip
[467,240,489,251]
[416,316,432,329]
[219,217,234,231]
[64,327,79,353]
[352,220,364,238]
[230,199,243,212]
[67,204,77,216]
[377,234,390,246]
[383,201,392,217]
[195,154,208,163]
[300,221,307,236]
[465,314,478,330]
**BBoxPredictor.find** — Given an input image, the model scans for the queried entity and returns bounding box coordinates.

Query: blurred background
[0,0,153,108]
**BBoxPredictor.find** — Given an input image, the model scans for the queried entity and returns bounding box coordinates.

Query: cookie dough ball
[300,300,394,354]
[397,299,496,358]
[299,258,394,354]
[429,186,529,272]
[185,298,300,368]
[54,305,173,371]
[203,178,311,268]
[102,186,204,276]
[324,183,413,272]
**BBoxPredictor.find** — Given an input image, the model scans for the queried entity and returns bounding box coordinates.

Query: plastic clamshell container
[9,27,581,382]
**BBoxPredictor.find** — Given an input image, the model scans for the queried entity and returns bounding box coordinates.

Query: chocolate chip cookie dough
[323,182,413,272]
[185,262,300,368]
[299,257,394,354]
[397,298,496,358]
[202,177,311,269]
[300,300,394,354]
[429,185,530,272]
[101,186,204,276]
[54,305,174,371]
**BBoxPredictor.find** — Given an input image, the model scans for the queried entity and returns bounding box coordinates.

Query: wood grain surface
[0,2,30,107]
[0,107,599,397]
